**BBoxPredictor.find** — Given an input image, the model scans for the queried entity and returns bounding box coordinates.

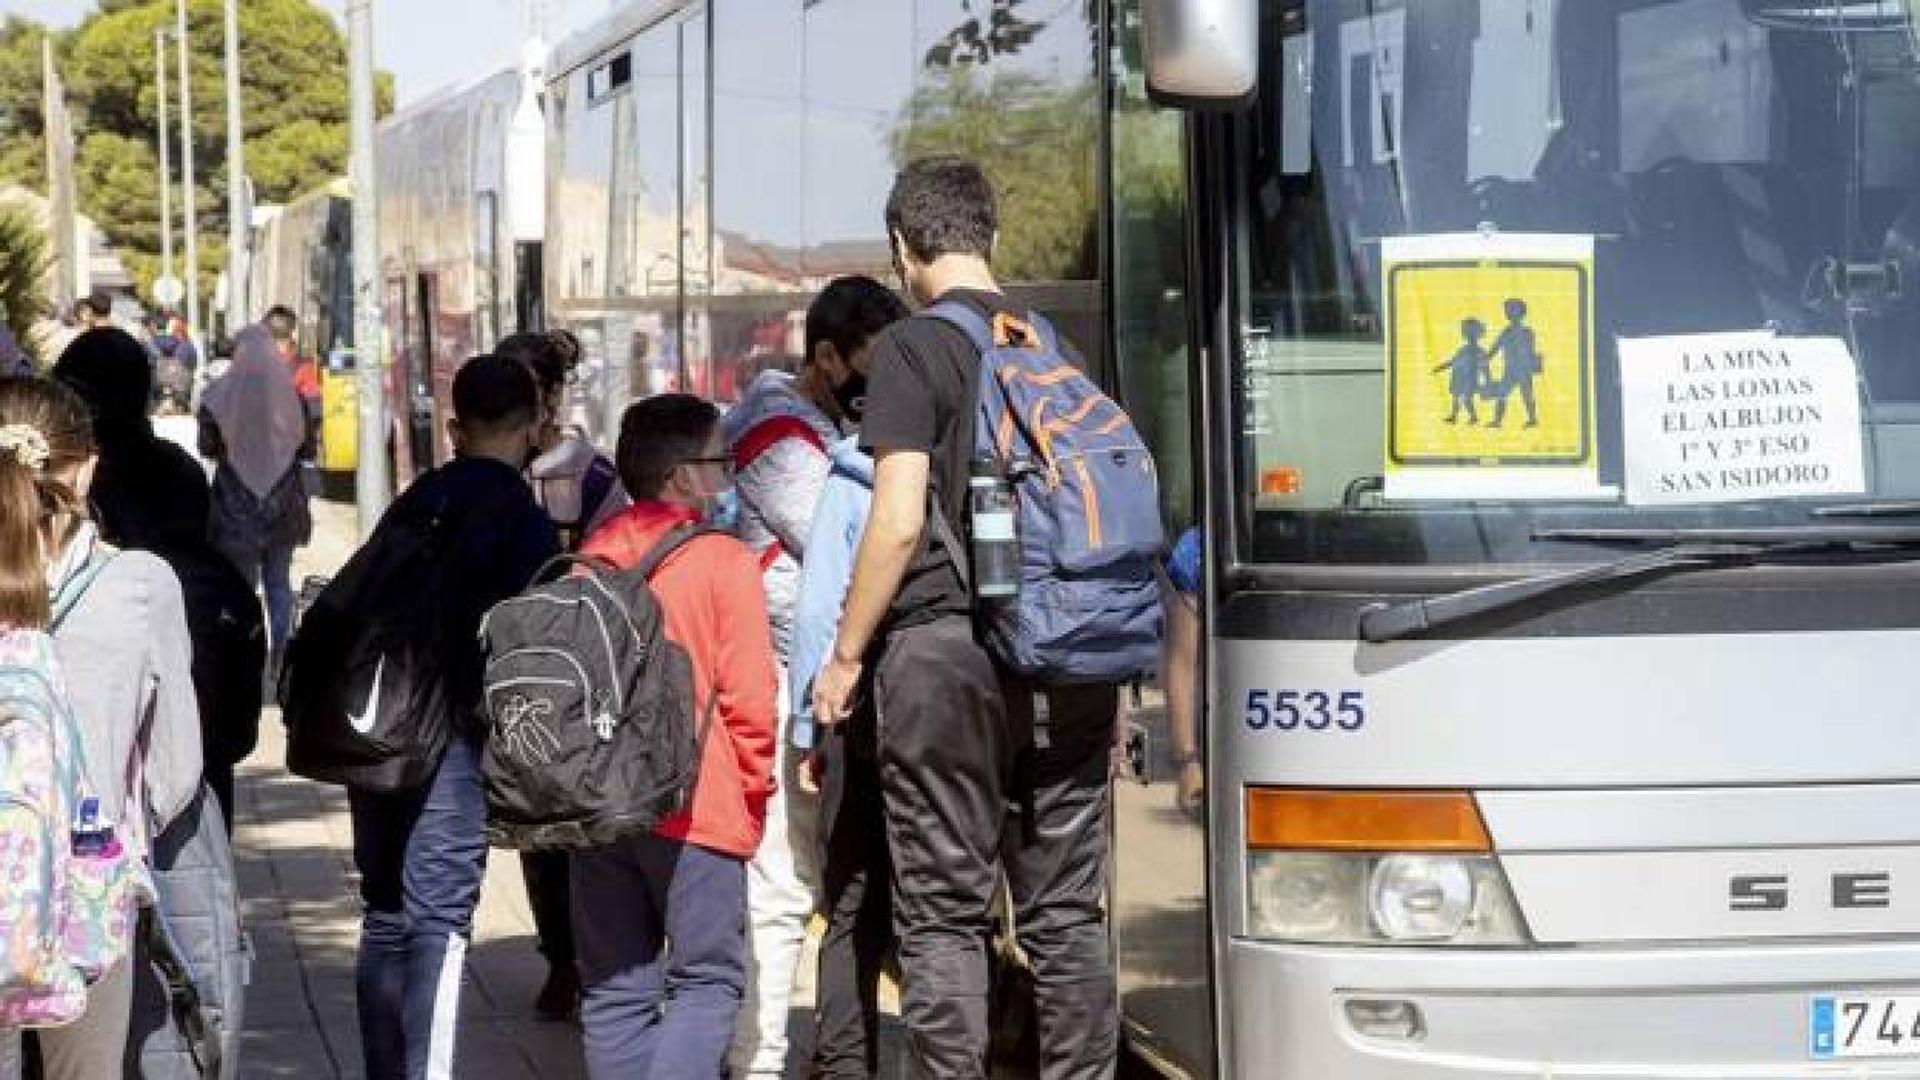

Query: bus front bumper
[1226,937,1920,1078]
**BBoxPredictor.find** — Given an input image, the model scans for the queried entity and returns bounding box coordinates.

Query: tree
[0,205,50,362]
[0,17,54,192]
[923,0,1101,69]
[0,0,392,311]
[893,66,1099,283]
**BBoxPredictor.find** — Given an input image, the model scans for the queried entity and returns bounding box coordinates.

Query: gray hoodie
[53,547,203,846]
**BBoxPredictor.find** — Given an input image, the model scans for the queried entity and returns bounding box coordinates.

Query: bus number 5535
[1244,690,1366,732]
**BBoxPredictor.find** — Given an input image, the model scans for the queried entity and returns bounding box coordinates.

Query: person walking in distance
[812,157,1125,1079]
[723,275,906,1078]
[346,356,559,1080]
[199,326,313,674]
[570,394,777,1079]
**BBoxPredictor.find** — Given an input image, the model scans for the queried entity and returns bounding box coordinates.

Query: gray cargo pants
[875,615,1119,1080]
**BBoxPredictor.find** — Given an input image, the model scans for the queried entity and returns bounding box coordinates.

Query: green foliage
[922,0,1100,68]
[893,66,1099,283]
[0,206,50,360]
[0,17,54,193]
[0,0,394,310]
[249,118,347,204]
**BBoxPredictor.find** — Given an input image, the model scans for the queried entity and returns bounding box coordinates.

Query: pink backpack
[0,584,144,1026]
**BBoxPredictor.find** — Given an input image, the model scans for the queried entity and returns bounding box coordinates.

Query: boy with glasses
[569,394,777,1078]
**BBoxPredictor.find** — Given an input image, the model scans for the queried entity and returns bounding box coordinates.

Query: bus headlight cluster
[1247,852,1530,945]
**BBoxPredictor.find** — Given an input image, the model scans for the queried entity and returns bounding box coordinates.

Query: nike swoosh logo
[348,657,385,736]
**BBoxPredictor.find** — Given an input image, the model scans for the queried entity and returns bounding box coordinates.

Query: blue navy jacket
[787,436,875,748]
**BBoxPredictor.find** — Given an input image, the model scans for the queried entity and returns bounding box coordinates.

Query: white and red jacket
[722,370,840,660]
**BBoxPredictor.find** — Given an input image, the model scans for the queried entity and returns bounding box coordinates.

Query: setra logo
[1729,872,1892,911]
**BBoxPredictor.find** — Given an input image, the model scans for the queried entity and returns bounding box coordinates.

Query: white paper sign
[1619,332,1866,505]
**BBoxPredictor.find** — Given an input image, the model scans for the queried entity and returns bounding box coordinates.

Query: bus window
[1236,0,1920,566]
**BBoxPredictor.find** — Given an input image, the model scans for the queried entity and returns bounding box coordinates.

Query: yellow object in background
[320,365,359,474]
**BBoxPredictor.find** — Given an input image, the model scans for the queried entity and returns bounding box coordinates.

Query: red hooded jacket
[580,501,778,859]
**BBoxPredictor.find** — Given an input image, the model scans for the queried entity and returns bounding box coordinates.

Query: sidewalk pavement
[235,498,590,1079]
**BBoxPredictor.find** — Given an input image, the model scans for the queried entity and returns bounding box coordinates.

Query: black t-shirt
[859,287,1087,631]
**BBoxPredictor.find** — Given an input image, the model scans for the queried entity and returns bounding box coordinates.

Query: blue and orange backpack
[925,301,1164,684]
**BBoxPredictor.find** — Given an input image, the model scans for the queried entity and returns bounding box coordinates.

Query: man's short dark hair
[806,275,908,365]
[496,331,575,395]
[884,156,997,264]
[451,353,539,435]
[616,393,719,500]
[264,305,297,337]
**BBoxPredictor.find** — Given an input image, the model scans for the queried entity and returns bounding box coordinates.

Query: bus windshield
[1237,0,1920,565]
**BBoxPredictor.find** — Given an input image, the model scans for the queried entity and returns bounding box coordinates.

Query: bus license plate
[1811,996,1920,1058]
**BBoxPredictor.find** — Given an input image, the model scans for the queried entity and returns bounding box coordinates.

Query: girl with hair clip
[0,378,202,1080]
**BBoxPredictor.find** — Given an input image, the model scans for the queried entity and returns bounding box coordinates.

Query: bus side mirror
[1141,0,1258,109]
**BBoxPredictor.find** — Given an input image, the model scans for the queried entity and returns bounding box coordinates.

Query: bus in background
[246,178,359,488]
[376,43,547,481]
[1128,0,1920,1076]
[541,0,1108,435]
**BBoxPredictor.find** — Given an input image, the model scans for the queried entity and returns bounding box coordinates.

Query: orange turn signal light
[1246,788,1492,853]
[1260,467,1302,495]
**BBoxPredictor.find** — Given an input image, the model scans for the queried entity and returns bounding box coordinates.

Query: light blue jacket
[787,436,874,749]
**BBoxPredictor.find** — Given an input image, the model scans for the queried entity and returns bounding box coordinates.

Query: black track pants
[875,616,1119,1080]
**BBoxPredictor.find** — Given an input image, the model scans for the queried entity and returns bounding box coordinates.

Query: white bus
[1128,0,1920,1076]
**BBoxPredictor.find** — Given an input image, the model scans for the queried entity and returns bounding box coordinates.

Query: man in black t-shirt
[812,156,1119,1080]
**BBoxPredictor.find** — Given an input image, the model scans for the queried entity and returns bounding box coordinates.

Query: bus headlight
[1247,852,1530,945]
[1243,788,1530,945]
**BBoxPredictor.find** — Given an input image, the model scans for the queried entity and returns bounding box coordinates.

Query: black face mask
[832,371,867,422]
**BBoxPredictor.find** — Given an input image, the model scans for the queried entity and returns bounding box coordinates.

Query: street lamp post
[348,0,389,533]
[223,0,247,329]
[155,29,173,299]
[176,0,203,389]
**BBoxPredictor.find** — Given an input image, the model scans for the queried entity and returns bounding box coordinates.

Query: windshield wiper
[1356,525,1920,644]
[1813,502,1920,518]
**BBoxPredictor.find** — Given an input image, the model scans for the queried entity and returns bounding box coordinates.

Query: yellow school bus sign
[1383,232,1606,501]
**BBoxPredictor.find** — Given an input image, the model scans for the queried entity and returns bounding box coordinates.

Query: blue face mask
[708,486,741,532]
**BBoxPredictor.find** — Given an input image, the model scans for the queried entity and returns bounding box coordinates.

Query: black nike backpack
[279,489,474,793]
[478,524,712,850]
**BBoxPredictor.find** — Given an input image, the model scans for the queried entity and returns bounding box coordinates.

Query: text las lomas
[1618,332,1865,506]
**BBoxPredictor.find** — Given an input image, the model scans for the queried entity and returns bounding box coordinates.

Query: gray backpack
[126,785,249,1079]
[479,525,713,850]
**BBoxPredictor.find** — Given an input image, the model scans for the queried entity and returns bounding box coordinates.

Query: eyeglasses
[682,454,735,475]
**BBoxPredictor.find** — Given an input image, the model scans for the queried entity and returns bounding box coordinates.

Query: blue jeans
[349,734,488,1080]
[218,535,296,653]
[571,834,748,1080]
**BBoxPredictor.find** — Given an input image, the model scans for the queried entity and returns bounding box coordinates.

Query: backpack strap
[632,522,718,582]
[51,550,120,631]
[527,552,622,587]
[924,301,995,355]
[925,490,972,594]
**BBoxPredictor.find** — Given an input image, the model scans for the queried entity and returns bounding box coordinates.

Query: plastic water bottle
[969,457,1020,600]
[71,796,120,859]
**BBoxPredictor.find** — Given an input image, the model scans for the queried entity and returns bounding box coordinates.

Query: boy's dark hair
[884,156,997,264]
[451,353,539,435]
[496,331,575,395]
[616,393,719,500]
[806,276,908,365]
[264,304,297,334]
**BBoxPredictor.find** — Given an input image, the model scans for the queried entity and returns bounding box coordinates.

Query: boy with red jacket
[572,393,778,1079]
